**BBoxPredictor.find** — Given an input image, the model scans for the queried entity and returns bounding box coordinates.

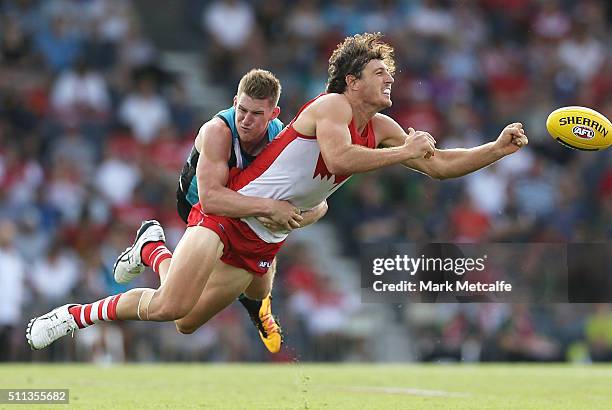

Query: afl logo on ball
[572,125,595,139]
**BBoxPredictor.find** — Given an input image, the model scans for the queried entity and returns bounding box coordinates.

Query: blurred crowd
[0,0,611,363]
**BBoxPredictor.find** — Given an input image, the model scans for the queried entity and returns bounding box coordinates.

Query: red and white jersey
[230,94,377,243]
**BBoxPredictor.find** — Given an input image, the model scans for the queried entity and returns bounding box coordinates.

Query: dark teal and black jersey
[176,106,284,223]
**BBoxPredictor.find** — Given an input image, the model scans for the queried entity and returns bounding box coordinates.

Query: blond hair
[237,69,282,106]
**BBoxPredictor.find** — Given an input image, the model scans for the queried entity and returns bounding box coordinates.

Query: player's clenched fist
[495,122,529,155]
[402,127,436,160]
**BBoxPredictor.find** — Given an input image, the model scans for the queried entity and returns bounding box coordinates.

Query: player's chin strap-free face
[137,289,155,320]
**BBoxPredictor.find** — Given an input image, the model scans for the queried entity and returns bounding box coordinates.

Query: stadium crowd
[0,0,610,363]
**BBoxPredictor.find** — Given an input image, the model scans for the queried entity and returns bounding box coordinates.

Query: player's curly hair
[237,69,282,106]
[326,32,396,94]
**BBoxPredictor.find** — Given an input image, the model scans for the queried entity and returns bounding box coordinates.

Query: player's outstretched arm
[196,121,302,229]
[375,114,528,180]
[313,95,434,175]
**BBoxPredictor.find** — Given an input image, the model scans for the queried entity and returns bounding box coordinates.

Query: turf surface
[1,364,611,409]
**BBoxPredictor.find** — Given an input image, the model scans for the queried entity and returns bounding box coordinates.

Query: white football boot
[113,220,165,284]
[26,304,78,350]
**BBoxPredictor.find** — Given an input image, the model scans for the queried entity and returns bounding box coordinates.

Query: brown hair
[326,32,395,94]
[237,69,282,106]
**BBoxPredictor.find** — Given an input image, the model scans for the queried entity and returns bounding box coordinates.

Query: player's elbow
[433,162,463,180]
[200,200,220,214]
[430,169,448,180]
[325,159,350,175]
[199,186,223,214]
[319,201,329,215]
[201,202,228,216]
[424,161,449,180]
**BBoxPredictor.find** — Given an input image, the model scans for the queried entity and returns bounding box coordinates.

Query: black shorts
[176,145,200,224]
[176,189,192,224]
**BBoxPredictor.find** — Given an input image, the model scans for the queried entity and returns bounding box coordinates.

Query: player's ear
[233,95,238,107]
[271,106,280,120]
[346,74,359,91]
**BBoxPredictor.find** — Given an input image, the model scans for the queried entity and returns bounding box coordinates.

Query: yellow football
[546,106,611,151]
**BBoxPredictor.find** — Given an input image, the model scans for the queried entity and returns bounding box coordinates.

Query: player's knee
[248,288,270,300]
[150,299,191,322]
[245,267,275,300]
[175,321,198,335]
[244,282,271,300]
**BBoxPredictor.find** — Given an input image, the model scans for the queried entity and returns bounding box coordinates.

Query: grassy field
[1,363,612,409]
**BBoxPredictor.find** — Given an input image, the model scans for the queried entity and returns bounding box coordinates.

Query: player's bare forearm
[298,201,328,228]
[402,123,527,179]
[198,185,274,218]
[405,142,504,180]
[325,144,413,175]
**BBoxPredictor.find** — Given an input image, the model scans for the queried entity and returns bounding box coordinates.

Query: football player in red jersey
[27,33,527,351]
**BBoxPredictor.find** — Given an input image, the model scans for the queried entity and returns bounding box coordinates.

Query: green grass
[1,364,612,409]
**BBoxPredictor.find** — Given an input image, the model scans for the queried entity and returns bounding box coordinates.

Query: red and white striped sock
[141,241,172,275]
[68,294,123,329]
